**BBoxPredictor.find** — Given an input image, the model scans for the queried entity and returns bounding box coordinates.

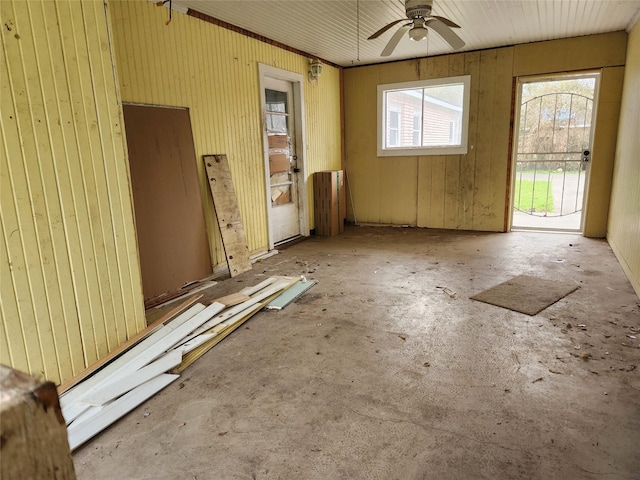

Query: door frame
[258,64,309,250]
[508,70,601,234]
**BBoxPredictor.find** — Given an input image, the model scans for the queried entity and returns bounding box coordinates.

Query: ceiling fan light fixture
[409,27,428,41]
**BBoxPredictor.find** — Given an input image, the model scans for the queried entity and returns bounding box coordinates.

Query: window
[377,75,471,156]
[412,114,421,146]
[388,110,400,147]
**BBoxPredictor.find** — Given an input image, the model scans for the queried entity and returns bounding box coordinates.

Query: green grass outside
[517,169,581,175]
[514,179,555,213]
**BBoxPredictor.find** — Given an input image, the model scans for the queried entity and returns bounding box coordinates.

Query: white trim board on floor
[80,349,183,407]
[67,374,179,451]
[60,303,205,409]
[183,277,295,341]
[62,303,223,423]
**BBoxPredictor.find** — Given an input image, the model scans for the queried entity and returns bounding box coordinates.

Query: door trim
[258,64,309,250]
[508,70,601,234]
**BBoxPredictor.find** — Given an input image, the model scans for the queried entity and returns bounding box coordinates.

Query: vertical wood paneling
[583,66,625,237]
[430,56,456,228]
[344,31,624,233]
[472,50,499,230]
[109,1,342,262]
[513,32,627,77]
[1,0,145,385]
[608,22,640,296]
[459,51,480,230]
[343,65,379,223]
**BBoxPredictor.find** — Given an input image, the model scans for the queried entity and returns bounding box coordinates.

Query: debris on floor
[264,278,317,310]
[436,286,457,298]
[59,276,305,451]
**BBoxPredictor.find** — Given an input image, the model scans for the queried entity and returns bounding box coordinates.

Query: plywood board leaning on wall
[203,155,252,277]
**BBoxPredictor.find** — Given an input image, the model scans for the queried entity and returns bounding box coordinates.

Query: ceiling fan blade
[381,24,410,56]
[368,18,408,40]
[427,18,465,50]
[430,15,461,28]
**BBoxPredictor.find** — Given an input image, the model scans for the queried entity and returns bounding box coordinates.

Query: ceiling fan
[368,0,465,56]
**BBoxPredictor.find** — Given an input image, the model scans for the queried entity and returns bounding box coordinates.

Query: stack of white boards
[61,276,301,451]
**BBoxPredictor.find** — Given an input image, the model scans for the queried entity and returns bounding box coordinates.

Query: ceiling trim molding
[186,9,341,69]
[627,7,640,32]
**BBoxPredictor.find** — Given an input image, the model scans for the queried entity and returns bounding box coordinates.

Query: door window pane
[266,89,287,113]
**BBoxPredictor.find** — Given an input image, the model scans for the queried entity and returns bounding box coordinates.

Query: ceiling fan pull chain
[356,0,361,62]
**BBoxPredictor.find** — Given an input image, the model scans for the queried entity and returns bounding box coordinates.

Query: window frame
[377,75,471,157]
[387,109,401,147]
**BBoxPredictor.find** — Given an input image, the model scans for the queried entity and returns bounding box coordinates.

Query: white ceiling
[168,0,640,67]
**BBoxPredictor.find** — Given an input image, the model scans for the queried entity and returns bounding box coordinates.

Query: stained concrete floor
[74,227,640,480]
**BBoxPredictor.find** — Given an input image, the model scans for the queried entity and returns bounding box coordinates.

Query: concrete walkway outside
[512,171,586,231]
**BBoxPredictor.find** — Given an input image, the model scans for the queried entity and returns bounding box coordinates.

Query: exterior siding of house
[386,92,460,148]
[1,0,145,385]
[344,32,627,233]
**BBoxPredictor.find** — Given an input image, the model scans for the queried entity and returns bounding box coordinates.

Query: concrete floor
[74,227,640,480]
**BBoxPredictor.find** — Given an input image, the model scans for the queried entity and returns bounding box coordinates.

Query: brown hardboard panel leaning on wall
[123,104,213,301]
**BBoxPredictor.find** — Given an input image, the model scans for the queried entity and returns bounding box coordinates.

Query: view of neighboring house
[385,86,463,148]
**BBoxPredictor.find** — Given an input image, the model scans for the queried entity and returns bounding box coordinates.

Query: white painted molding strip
[62,303,223,424]
[240,277,278,296]
[67,374,179,451]
[219,303,263,328]
[62,403,91,426]
[81,349,183,406]
[70,404,104,429]
[182,278,293,342]
[179,333,216,355]
[60,303,205,408]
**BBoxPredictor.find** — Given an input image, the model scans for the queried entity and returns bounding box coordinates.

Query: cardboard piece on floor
[212,292,251,307]
[203,154,252,277]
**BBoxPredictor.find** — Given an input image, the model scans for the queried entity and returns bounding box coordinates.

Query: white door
[264,77,301,243]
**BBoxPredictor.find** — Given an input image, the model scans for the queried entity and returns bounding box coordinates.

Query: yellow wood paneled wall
[109,0,342,264]
[344,32,627,234]
[1,0,145,384]
[608,21,640,296]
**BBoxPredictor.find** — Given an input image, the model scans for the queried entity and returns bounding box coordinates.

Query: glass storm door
[264,77,300,243]
[512,73,599,232]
